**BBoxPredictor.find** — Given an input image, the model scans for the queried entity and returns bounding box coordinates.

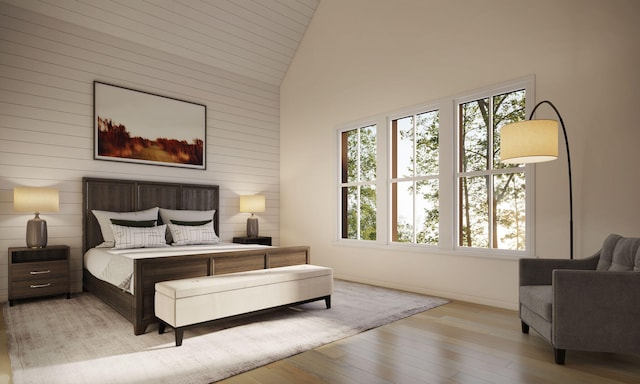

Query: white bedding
[84,243,269,294]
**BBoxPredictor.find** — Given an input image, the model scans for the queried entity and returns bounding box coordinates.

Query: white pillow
[167,221,220,246]
[159,208,216,242]
[92,207,159,248]
[111,224,168,249]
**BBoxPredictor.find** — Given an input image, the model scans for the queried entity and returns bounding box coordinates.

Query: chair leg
[554,348,566,365]
[521,321,529,334]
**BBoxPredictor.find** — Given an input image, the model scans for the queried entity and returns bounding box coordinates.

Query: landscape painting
[94,81,206,169]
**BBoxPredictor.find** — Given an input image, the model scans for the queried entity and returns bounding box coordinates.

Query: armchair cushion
[519,285,552,321]
[596,234,640,271]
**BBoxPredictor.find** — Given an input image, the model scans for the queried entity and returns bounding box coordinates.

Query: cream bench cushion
[155,264,333,345]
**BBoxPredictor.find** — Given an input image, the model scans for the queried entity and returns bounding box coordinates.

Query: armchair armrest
[519,254,599,286]
[552,270,640,353]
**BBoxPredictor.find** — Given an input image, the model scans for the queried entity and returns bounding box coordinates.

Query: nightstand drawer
[10,277,69,299]
[9,245,71,305]
[11,260,69,281]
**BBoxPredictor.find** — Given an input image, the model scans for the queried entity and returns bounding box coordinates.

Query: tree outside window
[391,110,439,244]
[337,79,532,255]
[341,125,377,240]
[458,90,526,250]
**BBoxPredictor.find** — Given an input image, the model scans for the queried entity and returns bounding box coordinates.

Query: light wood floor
[218,301,640,384]
[2,301,639,384]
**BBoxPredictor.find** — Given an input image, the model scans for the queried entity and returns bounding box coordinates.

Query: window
[340,125,377,240]
[337,77,532,256]
[457,89,527,250]
[391,110,439,244]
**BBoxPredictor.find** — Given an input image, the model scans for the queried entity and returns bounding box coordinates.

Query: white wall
[0,3,281,300]
[280,0,640,309]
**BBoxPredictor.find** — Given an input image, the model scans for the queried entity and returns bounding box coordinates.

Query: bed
[82,177,310,335]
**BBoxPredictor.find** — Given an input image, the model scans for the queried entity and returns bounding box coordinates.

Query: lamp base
[26,216,48,248]
[246,216,259,238]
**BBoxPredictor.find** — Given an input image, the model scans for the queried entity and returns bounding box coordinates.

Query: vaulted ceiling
[4,0,319,86]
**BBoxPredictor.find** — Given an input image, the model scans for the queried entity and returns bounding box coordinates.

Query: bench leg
[175,328,184,347]
[325,295,331,309]
[158,321,183,347]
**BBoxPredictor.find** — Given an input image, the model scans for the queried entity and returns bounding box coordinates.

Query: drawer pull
[30,283,52,289]
[30,270,51,275]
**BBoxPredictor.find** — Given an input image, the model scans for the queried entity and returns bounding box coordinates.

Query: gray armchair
[519,234,640,364]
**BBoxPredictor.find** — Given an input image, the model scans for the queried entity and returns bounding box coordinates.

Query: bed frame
[82,177,310,335]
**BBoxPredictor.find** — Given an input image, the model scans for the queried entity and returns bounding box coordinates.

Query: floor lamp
[500,100,574,259]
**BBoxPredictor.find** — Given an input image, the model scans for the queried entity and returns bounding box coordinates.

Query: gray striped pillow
[167,221,220,246]
[111,224,168,249]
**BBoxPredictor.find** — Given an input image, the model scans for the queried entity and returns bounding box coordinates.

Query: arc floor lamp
[500,100,574,259]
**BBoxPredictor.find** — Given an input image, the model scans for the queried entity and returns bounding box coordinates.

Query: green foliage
[459,90,527,250]
[342,89,526,250]
[393,111,439,245]
[344,126,377,240]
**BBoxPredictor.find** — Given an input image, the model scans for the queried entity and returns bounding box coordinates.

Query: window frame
[337,120,381,242]
[453,78,535,256]
[388,105,440,246]
[336,76,535,258]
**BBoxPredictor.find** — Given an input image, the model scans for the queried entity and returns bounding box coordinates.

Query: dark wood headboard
[82,177,220,253]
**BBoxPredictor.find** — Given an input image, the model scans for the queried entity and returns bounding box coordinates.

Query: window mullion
[357,129,362,239]
[488,97,495,249]
[412,115,417,243]
[357,185,361,240]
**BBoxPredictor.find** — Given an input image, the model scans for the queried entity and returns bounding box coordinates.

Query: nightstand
[233,236,272,246]
[8,245,71,306]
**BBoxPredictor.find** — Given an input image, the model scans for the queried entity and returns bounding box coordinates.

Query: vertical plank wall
[0,3,281,300]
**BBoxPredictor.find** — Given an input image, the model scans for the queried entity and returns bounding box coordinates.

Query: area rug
[3,279,448,384]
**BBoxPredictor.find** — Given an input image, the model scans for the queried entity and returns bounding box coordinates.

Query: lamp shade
[14,187,59,213]
[239,195,265,213]
[500,119,558,164]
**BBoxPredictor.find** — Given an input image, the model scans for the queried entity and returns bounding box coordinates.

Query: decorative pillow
[167,221,220,246]
[110,219,157,227]
[92,207,159,248]
[170,219,212,226]
[159,208,216,243]
[111,224,168,249]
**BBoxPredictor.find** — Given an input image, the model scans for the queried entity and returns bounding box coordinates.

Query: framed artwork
[93,81,206,169]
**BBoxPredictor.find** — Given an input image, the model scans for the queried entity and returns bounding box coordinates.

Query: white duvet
[83,243,269,294]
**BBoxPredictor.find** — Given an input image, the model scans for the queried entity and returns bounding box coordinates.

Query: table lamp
[14,187,59,248]
[239,195,265,238]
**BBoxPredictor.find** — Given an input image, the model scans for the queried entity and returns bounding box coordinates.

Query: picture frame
[93,81,206,170]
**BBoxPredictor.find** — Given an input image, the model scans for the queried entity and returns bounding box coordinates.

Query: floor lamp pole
[530,101,574,259]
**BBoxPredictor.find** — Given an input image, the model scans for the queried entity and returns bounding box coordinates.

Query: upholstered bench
[155,264,334,346]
